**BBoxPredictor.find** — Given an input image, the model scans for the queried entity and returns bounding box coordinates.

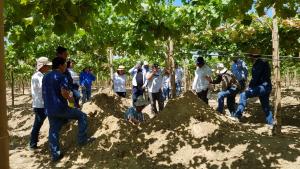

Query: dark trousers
[30,108,47,148]
[149,91,164,114]
[48,108,88,160]
[196,89,209,104]
[116,92,126,98]
[239,80,246,91]
[82,88,91,103]
[132,86,144,105]
[73,89,81,107]
[217,87,238,115]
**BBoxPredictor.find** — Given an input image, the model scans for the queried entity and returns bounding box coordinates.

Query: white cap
[36,57,52,71]
[216,63,227,74]
[117,65,125,70]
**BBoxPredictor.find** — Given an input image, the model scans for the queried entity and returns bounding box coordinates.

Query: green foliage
[4,0,300,83]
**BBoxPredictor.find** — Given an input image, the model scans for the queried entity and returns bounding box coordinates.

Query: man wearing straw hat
[113,65,127,97]
[29,57,52,149]
[232,48,274,128]
[208,63,240,115]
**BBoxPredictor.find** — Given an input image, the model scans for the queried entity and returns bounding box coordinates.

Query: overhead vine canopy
[4,0,300,78]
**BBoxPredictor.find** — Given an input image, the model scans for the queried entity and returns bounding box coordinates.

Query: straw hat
[36,57,52,71]
[134,96,148,107]
[216,63,227,74]
[117,65,125,71]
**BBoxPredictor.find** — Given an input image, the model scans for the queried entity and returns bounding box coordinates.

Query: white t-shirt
[162,75,171,89]
[68,68,80,85]
[175,67,183,82]
[192,64,212,92]
[31,71,44,108]
[147,71,163,93]
[113,72,126,92]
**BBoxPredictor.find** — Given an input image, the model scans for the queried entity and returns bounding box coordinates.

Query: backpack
[221,70,241,91]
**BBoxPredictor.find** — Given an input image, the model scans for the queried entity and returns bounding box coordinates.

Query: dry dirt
[7,87,300,169]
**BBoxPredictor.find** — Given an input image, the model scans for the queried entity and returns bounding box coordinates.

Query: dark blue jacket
[249,59,272,88]
[80,72,96,90]
[42,70,69,116]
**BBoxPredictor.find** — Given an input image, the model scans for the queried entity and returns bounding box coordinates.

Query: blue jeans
[82,88,91,103]
[217,87,238,115]
[48,108,88,160]
[30,108,47,148]
[162,87,170,100]
[234,84,273,125]
[73,89,81,107]
[176,81,182,96]
[132,86,144,105]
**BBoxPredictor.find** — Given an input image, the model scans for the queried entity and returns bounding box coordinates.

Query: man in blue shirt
[80,67,96,103]
[231,58,248,91]
[43,57,93,161]
[232,50,274,128]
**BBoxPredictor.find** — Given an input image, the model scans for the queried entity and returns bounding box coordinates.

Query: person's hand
[61,88,71,99]
[205,76,212,83]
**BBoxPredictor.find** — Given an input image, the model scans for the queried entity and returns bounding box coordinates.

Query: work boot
[79,137,96,147]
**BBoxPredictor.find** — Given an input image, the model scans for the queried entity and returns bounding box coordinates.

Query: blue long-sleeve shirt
[249,59,272,88]
[231,59,248,81]
[42,70,69,116]
[79,72,96,90]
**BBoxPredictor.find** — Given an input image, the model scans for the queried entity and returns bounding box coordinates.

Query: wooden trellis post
[272,7,282,135]
[0,0,10,167]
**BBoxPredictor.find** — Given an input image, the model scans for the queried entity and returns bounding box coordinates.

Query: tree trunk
[22,79,25,95]
[11,69,14,108]
[272,7,282,135]
[0,0,10,167]
[108,48,114,92]
[167,37,176,98]
[184,58,190,92]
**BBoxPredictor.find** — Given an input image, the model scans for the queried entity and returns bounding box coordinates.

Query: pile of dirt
[8,88,300,169]
[40,90,250,168]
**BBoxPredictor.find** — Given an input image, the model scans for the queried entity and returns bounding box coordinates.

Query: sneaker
[229,116,241,122]
[79,137,96,147]
[29,145,38,150]
[52,153,64,162]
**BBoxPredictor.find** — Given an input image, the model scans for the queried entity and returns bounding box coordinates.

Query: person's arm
[242,61,248,79]
[210,74,222,84]
[91,73,96,81]
[146,71,156,80]
[192,71,198,90]
[231,63,238,78]
[129,67,136,76]
[60,76,74,102]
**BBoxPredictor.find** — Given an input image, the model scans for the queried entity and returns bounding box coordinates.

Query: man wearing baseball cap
[29,57,52,149]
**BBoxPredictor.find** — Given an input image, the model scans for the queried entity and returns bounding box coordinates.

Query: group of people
[192,52,274,129]
[29,46,274,161]
[123,49,274,131]
[30,47,96,162]
[113,61,184,124]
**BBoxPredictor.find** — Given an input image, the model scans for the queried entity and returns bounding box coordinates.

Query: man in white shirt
[30,57,52,149]
[175,63,184,96]
[192,57,212,104]
[146,63,164,115]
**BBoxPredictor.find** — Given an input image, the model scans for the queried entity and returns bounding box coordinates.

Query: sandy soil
[7,86,300,169]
